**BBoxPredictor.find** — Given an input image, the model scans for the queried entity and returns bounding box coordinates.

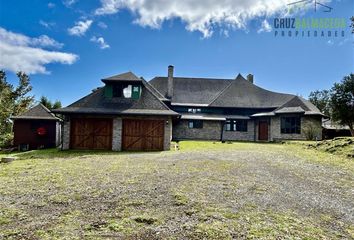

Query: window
[281,117,301,134]
[188,108,201,113]
[123,85,132,98]
[225,120,248,132]
[111,84,140,99]
[112,85,123,97]
[188,120,203,129]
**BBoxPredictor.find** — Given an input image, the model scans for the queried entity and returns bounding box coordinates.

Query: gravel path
[0,147,353,239]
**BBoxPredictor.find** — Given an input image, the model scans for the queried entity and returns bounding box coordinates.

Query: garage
[70,118,112,150]
[122,119,165,151]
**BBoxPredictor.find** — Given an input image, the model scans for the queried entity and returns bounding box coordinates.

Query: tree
[330,74,354,136]
[40,96,62,109]
[309,90,331,117]
[0,71,34,147]
[351,16,354,34]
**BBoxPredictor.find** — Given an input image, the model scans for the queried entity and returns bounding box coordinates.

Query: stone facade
[62,120,70,150]
[164,117,172,150]
[222,120,255,141]
[173,120,222,140]
[270,115,322,141]
[112,117,122,151]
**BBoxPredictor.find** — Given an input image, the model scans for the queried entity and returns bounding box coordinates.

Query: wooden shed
[11,104,61,150]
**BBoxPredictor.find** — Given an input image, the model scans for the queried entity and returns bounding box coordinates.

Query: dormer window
[105,83,141,99]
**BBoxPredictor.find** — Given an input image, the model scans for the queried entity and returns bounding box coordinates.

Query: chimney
[247,74,254,84]
[167,65,174,99]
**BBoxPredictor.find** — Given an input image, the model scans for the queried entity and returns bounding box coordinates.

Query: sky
[0,0,353,106]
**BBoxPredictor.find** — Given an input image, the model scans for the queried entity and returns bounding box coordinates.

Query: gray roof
[11,104,60,121]
[150,74,294,108]
[181,113,250,121]
[149,76,232,105]
[102,71,142,83]
[53,79,178,116]
[150,74,323,115]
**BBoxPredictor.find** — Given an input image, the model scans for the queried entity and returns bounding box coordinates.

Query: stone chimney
[247,74,254,84]
[167,65,174,99]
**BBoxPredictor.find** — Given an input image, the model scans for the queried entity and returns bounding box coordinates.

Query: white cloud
[94,0,332,37]
[39,20,56,29]
[90,36,110,49]
[68,20,93,36]
[63,0,77,7]
[257,19,272,33]
[48,2,56,8]
[0,27,78,74]
[327,39,334,45]
[98,21,108,29]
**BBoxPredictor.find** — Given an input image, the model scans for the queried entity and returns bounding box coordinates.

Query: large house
[53,66,323,151]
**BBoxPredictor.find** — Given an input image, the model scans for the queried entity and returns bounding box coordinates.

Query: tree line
[309,74,354,136]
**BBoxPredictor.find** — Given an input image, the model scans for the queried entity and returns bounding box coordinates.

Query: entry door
[258,121,268,141]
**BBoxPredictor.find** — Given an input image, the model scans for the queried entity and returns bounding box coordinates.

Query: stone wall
[62,120,70,150]
[173,120,222,140]
[164,117,172,150]
[222,120,255,141]
[112,117,122,151]
[270,115,322,141]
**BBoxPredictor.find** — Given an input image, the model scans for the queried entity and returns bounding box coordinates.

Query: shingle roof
[150,74,295,108]
[149,76,232,104]
[275,96,323,116]
[11,104,60,120]
[102,71,142,83]
[53,79,178,116]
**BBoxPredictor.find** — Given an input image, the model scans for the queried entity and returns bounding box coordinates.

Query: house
[150,66,323,142]
[11,104,61,150]
[53,66,323,151]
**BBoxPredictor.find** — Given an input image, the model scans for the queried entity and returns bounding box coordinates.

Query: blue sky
[0,0,353,106]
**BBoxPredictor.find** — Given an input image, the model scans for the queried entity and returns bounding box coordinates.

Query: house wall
[173,120,222,140]
[270,115,322,141]
[222,120,255,141]
[13,119,57,150]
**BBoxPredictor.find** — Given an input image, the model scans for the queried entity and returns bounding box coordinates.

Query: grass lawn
[0,141,353,239]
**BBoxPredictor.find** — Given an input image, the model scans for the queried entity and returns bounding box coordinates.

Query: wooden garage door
[122,119,164,151]
[70,118,112,150]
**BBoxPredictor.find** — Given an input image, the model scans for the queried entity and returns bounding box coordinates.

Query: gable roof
[53,79,178,116]
[274,96,323,116]
[102,71,142,83]
[209,75,295,108]
[11,104,60,121]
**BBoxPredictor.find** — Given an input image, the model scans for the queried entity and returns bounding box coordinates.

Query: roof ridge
[208,80,234,106]
[153,76,234,81]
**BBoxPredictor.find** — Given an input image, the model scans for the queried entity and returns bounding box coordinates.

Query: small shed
[11,104,61,150]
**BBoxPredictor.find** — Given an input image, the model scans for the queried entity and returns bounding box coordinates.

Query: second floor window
[188,108,201,113]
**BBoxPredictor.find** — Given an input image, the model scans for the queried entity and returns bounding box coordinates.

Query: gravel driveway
[0,144,353,239]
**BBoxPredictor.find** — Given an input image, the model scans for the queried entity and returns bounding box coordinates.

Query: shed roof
[11,104,60,121]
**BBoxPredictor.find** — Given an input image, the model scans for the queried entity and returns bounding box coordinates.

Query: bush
[0,132,13,149]
[303,123,322,140]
